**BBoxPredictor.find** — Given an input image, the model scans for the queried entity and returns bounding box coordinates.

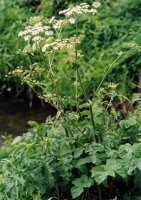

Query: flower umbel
[92,2,101,8]
[59,2,101,16]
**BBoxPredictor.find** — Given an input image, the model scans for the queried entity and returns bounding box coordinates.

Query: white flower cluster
[42,37,80,52]
[49,17,64,30]
[18,21,53,42]
[92,2,101,8]
[59,2,101,16]
[18,2,101,53]
[69,18,76,24]
[18,15,80,53]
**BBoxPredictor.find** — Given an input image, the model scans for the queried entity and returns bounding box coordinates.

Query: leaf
[12,174,25,185]
[71,175,93,199]
[137,158,141,171]
[80,110,90,116]
[116,167,127,179]
[132,143,141,157]
[107,158,127,179]
[76,157,91,167]
[12,136,21,144]
[71,186,84,199]
[72,175,93,188]
[6,182,14,191]
[73,148,83,158]
[119,143,132,153]
[91,165,116,184]
[119,117,137,129]
[79,103,90,109]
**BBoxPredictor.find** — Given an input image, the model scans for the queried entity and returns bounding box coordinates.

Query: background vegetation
[0,0,141,200]
[0,0,141,95]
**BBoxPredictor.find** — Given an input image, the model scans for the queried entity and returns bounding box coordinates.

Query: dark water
[0,95,56,146]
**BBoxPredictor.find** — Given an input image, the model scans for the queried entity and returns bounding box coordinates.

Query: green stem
[39,50,73,137]
[39,49,64,111]
[95,55,121,95]
[98,186,102,200]
[77,67,97,142]
[69,118,85,135]
[75,16,95,131]
[75,69,83,120]
[95,48,135,96]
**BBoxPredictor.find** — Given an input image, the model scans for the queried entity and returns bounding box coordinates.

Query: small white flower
[49,16,55,24]
[23,44,31,53]
[18,30,30,37]
[53,20,63,30]
[42,43,52,52]
[32,36,42,42]
[24,35,31,41]
[59,2,100,16]
[45,31,53,36]
[32,43,39,51]
[80,3,88,6]
[31,30,40,36]
[69,18,76,24]
[92,2,101,8]
[88,8,97,14]
[80,3,90,9]
[59,8,70,15]
[42,44,49,52]
[53,46,59,50]
[44,26,50,30]
[18,32,24,37]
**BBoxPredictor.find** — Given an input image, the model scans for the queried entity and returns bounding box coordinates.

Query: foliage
[0,1,141,200]
[51,0,141,94]
[0,98,141,199]
[0,0,52,93]
[2,0,141,97]
[0,0,29,81]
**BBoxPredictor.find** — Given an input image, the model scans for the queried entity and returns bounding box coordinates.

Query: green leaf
[71,175,93,199]
[71,186,84,199]
[76,157,91,167]
[12,136,21,144]
[72,175,93,188]
[106,159,127,179]
[91,165,116,184]
[79,103,90,109]
[132,143,141,158]
[6,182,14,191]
[73,148,83,158]
[119,117,137,129]
[137,158,141,171]
[80,110,90,116]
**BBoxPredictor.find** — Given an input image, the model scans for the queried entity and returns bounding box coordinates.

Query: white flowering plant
[2,1,141,200]
[8,1,137,141]
[9,2,101,120]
